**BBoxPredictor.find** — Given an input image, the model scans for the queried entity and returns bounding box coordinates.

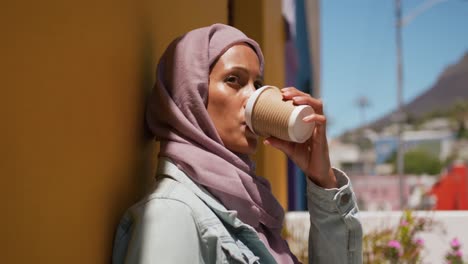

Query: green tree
[387,148,443,175]
[451,100,468,139]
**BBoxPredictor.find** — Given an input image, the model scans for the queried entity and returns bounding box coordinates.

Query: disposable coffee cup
[245,86,315,143]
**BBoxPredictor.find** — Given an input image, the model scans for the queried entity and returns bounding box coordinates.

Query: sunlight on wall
[1,1,226,263]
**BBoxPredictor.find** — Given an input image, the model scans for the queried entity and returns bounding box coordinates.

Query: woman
[112,24,362,264]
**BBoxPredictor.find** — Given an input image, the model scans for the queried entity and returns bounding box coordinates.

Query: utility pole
[394,0,406,209]
[393,0,451,209]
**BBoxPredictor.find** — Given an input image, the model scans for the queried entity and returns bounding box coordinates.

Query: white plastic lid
[288,105,315,143]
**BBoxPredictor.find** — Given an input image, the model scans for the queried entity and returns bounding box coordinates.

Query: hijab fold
[146,23,297,263]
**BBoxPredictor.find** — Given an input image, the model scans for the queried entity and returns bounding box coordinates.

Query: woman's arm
[264,87,363,263]
[306,168,362,263]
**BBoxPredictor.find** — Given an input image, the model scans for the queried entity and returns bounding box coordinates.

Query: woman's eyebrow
[227,66,262,79]
[227,66,249,74]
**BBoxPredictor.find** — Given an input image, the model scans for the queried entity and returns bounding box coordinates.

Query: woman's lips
[242,122,257,137]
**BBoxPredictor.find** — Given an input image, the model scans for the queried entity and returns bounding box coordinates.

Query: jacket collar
[156,157,244,228]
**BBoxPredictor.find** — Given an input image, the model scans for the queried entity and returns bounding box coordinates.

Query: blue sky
[321,0,468,138]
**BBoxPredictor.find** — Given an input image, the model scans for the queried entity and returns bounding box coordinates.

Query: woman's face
[207,44,263,155]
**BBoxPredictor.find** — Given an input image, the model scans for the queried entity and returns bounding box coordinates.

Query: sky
[320,0,468,138]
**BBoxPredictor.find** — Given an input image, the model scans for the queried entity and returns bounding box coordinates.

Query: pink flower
[455,250,463,257]
[400,220,409,227]
[388,240,401,249]
[451,237,461,248]
[414,238,424,246]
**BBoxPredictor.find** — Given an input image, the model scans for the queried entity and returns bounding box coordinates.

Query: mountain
[369,52,468,130]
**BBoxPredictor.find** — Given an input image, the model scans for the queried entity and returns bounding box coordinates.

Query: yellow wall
[1,0,289,262]
[231,0,288,209]
[1,1,227,263]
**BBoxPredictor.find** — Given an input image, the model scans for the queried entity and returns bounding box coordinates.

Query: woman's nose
[242,84,256,107]
[244,83,256,97]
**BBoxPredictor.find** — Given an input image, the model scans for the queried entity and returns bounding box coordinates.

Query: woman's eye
[225,75,239,84]
[254,81,264,89]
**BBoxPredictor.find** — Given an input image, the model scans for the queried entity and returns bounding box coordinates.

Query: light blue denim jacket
[112,158,362,263]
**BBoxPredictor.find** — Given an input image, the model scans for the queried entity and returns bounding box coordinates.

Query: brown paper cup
[245,86,315,143]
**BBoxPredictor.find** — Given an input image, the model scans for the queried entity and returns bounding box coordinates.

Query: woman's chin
[244,138,258,155]
[229,138,258,155]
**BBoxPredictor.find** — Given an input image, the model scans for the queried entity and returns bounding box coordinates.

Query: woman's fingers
[264,137,311,171]
[263,137,294,157]
[303,113,326,125]
[281,87,309,100]
[281,87,323,114]
[292,96,323,113]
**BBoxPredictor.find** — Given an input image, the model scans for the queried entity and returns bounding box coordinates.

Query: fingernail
[303,115,315,122]
[263,139,270,145]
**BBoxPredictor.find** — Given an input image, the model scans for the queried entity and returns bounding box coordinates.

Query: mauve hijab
[146,23,298,263]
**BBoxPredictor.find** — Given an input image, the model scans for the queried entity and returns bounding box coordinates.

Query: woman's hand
[264,87,337,188]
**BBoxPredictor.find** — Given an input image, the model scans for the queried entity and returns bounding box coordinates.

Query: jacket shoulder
[113,178,206,263]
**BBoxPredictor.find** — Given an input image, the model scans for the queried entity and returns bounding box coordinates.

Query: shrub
[363,210,435,263]
[445,237,465,264]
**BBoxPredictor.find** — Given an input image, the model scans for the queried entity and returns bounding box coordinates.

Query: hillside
[369,52,468,130]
